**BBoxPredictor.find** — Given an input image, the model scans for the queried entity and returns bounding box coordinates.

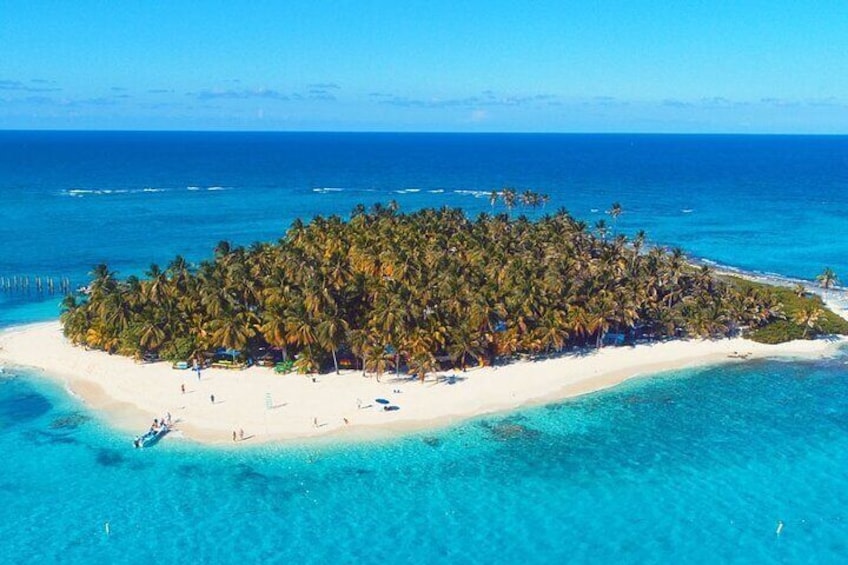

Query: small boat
[133,423,169,448]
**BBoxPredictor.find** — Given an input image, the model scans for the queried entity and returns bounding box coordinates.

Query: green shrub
[724,276,848,343]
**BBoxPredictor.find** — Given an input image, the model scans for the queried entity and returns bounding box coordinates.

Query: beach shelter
[216,347,241,363]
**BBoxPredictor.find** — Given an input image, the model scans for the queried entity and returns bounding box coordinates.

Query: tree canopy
[61,203,787,380]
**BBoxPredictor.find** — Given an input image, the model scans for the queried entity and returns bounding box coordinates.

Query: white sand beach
[0,321,843,445]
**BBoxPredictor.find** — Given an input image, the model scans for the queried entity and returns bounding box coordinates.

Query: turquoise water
[2,356,847,563]
[1,132,848,562]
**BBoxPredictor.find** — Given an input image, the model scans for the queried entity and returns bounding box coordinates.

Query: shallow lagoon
[2,353,847,563]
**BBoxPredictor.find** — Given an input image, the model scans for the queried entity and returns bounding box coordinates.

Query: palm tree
[144,263,169,305]
[501,187,517,216]
[88,263,117,301]
[792,306,823,338]
[285,304,318,354]
[594,219,608,242]
[210,309,257,355]
[260,305,290,361]
[488,190,499,209]
[316,313,349,374]
[407,350,438,383]
[607,202,622,235]
[816,268,838,294]
[362,342,389,381]
[447,321,484,370]
[138,313,166,352]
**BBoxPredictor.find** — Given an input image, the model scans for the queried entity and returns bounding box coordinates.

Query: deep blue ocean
[1,131,847,563]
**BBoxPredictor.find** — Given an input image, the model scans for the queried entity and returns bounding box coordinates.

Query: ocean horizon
[1,131,847,563]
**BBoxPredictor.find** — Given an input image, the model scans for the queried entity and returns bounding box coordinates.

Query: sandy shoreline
[0,321,844,446]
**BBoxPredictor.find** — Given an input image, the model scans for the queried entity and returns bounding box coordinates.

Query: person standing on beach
[210,394,215,404]
[232,430,237,442]
[239,428,244,441]
[181,383,185,394]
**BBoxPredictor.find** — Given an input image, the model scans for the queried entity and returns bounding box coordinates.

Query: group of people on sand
[232,428,245,442]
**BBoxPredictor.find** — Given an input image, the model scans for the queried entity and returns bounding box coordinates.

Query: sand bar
[0,321,844,445]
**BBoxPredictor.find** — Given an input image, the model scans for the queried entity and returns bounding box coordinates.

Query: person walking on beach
[210,394,215,404]
[232,430,237,442]
[313,417,318,428]
[239,428,244,441]
[181,383,185,394]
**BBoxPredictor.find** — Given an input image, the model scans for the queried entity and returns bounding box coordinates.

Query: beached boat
[133,423,169,448]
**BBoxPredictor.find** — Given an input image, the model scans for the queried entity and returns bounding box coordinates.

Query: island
[2,201,846,444]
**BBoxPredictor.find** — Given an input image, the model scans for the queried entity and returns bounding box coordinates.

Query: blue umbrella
[375,398,390,405]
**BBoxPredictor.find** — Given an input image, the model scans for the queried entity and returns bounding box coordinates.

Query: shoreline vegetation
[4,199,846,445]
[59,199,848,376]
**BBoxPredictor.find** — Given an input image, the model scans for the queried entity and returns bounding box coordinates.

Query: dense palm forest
[61,200,785,379]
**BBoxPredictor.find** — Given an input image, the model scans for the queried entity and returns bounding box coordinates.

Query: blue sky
[1,1,846,132]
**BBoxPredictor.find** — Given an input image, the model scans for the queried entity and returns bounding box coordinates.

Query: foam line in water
[453,189,489,198]
[62,187,171,197]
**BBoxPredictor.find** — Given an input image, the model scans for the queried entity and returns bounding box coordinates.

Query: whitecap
[64,187,133,197]
[454,189,489,198]
[141,187,166,193]
[187,186,201,191]
[428,189,445,193]
[590,208,599,213]
[682,208,694,214]
[313,187,344,193]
